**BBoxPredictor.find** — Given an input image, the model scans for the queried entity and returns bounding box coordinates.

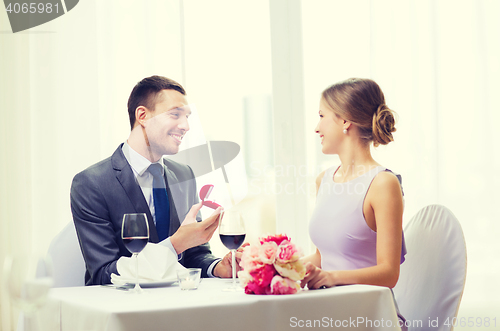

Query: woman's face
[315,98,345,154]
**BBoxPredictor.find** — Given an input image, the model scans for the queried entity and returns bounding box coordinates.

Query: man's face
[143,89,191,158]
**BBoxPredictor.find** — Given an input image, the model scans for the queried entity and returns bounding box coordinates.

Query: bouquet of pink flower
[238,234,306,295]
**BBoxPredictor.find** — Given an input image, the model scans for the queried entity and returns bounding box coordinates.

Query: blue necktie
[148,163,170,241]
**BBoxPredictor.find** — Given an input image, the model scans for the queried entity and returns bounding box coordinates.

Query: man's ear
[135,106,148,127]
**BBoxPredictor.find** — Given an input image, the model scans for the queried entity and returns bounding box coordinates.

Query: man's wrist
[159,238,183,260]
[208,259,222,278]
[169,233,184,255]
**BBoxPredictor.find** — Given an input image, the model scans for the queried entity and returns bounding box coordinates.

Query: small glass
[4,255,54,331]
[177,268,202,290]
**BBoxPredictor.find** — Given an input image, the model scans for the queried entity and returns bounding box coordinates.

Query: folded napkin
[111,243,186,285]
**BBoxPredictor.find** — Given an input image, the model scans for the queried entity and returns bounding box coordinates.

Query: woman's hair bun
[372,104,396,147]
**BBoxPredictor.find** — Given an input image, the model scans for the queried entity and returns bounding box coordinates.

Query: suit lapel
[111,145,159,243]
[163,163,182,234]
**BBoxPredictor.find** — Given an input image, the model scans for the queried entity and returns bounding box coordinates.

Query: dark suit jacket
[70,144,218,285]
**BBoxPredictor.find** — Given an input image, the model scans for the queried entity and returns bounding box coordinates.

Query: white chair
[17,223,86,331]
[393,205,467,331]
[46,222,86,287]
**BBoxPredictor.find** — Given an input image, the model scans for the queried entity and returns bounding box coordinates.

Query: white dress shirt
[122,142,219,277]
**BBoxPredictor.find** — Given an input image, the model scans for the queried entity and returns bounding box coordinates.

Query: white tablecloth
[40,279,401,331]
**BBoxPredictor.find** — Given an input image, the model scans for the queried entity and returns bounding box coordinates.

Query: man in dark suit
[71,76,234,285]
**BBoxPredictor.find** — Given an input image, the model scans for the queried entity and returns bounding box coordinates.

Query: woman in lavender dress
[301,78,407,328]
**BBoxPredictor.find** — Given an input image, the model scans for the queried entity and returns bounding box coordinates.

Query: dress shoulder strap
[384,169,404,196]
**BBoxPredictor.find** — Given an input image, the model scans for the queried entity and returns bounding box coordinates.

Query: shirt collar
[122,141,165,176]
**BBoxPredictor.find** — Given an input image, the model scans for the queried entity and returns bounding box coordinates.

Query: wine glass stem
[134,253,139,289]
[231,249,236,287]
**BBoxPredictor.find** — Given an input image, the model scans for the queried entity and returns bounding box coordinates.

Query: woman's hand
[300,262,336,289]
[300,248,322,268]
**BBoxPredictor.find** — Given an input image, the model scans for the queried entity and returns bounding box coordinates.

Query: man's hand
[170,202,222,255]
[213,243,249,278]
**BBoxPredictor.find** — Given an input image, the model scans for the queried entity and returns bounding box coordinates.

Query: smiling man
[70,76,234,285]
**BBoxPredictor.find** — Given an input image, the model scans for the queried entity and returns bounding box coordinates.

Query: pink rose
[276,242,302,263]
[245,280,272,295]
[260,234,291,246]
[249,263,276,288]
[258,241,278,264]
[237,270,253,287]
[239,244,262,271]
[270,275,300,295]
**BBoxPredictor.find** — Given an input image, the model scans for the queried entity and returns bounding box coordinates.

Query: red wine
[220,234,246,250]
[123,237,148,253]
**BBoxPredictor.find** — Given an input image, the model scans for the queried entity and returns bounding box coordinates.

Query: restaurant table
[39,278,402,331]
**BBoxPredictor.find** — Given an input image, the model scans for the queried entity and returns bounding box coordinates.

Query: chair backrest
[46,222,86,287]
[393,205,467,331]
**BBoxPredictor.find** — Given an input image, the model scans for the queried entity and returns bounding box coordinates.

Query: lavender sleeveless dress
[309,165,407,329]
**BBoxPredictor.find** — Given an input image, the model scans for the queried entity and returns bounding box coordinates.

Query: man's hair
[127,75,186,129]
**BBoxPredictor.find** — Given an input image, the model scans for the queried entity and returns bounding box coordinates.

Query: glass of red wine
[219,209,245,291]
[121,213,149,293]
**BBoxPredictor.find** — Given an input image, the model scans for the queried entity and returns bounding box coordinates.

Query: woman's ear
[343,119,352,130]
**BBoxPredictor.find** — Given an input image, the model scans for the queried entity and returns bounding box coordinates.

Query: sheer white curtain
[182,0,273,257]
[297,0,500,322]
[0,1,184,329]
